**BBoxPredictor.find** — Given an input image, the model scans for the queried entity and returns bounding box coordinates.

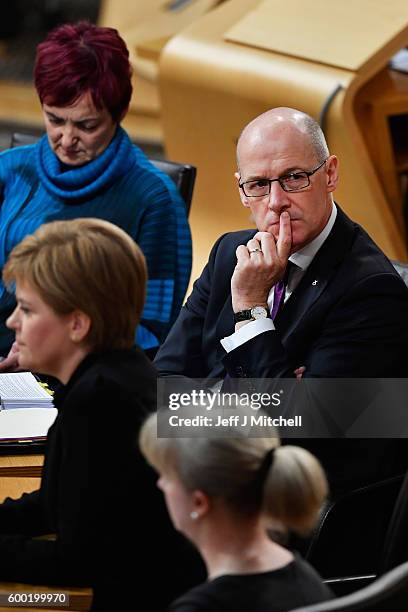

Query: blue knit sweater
[0,127,192,353]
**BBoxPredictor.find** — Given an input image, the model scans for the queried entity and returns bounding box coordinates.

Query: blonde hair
[3,218,147,351]
[140,411,328,535]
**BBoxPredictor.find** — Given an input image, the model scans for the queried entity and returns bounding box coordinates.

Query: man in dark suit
[157,105,408,476]
[156,107,408,384]
[155,108,408,576]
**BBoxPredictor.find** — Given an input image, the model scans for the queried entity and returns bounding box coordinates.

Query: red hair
[34,21,132,122]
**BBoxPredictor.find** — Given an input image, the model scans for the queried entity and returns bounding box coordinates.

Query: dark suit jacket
[0,349,205,610]
[156,207,408,379]
[155,208,408,492]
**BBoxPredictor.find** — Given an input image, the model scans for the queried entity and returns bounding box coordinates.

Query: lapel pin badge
[312,280,318,286]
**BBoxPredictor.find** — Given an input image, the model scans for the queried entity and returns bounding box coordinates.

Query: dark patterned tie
[271,261,294,320]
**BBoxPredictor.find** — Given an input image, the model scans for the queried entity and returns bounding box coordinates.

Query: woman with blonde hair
[140,410,333,611]
[0,218,203,610]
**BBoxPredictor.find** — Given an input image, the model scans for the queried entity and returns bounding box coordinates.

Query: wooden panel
[160,0,408,284]
[225,0,408,71]
[0,477,40,503]
[0,455,43,501]
[0,455,43,477]
[99,0,222,143]
[354,69,408,233]
[100,0,221,39]
[0,82,42,127]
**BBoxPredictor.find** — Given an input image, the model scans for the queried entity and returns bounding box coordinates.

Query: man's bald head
[235,107,339,253]
[237,107,329,168]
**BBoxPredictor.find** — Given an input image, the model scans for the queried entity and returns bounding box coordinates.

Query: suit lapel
[215,208,356,343]
[275,206,355,337]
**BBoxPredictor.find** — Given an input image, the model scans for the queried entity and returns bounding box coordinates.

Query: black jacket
[156,207,408,380]
[0,348,205,610]
[155,208,408,494]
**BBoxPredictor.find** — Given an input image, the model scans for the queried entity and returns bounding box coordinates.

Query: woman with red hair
[0,21,191,366]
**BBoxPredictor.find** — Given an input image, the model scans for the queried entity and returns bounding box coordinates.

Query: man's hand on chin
[231,211,292,312]
[0,341,22,372]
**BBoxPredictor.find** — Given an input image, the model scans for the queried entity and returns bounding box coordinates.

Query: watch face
[251,306,268,319]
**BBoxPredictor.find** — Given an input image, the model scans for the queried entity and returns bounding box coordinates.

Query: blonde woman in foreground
[141,411,334,612]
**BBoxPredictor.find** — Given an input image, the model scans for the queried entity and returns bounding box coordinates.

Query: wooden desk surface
[0,455,43,502]
[0,454,43,477]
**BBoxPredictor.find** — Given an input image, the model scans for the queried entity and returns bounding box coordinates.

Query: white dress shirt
[221,202,337,353]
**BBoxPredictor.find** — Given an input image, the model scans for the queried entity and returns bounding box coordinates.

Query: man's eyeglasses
[239,159,327,198]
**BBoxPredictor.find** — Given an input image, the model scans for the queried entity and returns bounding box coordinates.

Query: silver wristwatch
[233,305,269,323]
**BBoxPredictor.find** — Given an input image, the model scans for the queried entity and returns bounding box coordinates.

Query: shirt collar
[289,201,337,272]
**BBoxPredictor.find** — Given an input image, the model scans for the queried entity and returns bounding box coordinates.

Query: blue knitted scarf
[35,126,134,199]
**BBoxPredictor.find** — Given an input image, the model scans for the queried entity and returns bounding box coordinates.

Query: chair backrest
[304,474,404,583]
[290,559,408,611]
[10,132,196,214]
[10,132,40,148]
[149,158,196,216]
[380,468,408,574]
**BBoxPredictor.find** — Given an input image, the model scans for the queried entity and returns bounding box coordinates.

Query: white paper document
[0,407,57,441]
[0,372,54,409]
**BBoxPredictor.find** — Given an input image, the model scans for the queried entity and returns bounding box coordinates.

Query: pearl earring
[190,510,199,520]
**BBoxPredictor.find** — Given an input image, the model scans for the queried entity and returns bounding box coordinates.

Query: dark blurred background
[0,1,100,82]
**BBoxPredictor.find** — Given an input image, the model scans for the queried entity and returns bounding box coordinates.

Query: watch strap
[233,309,253,323]
[233,306,269,323]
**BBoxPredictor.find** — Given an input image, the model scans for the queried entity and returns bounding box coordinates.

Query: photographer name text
[168,414,302,428]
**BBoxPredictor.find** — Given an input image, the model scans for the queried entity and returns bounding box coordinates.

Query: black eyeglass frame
[239,158,328,197]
